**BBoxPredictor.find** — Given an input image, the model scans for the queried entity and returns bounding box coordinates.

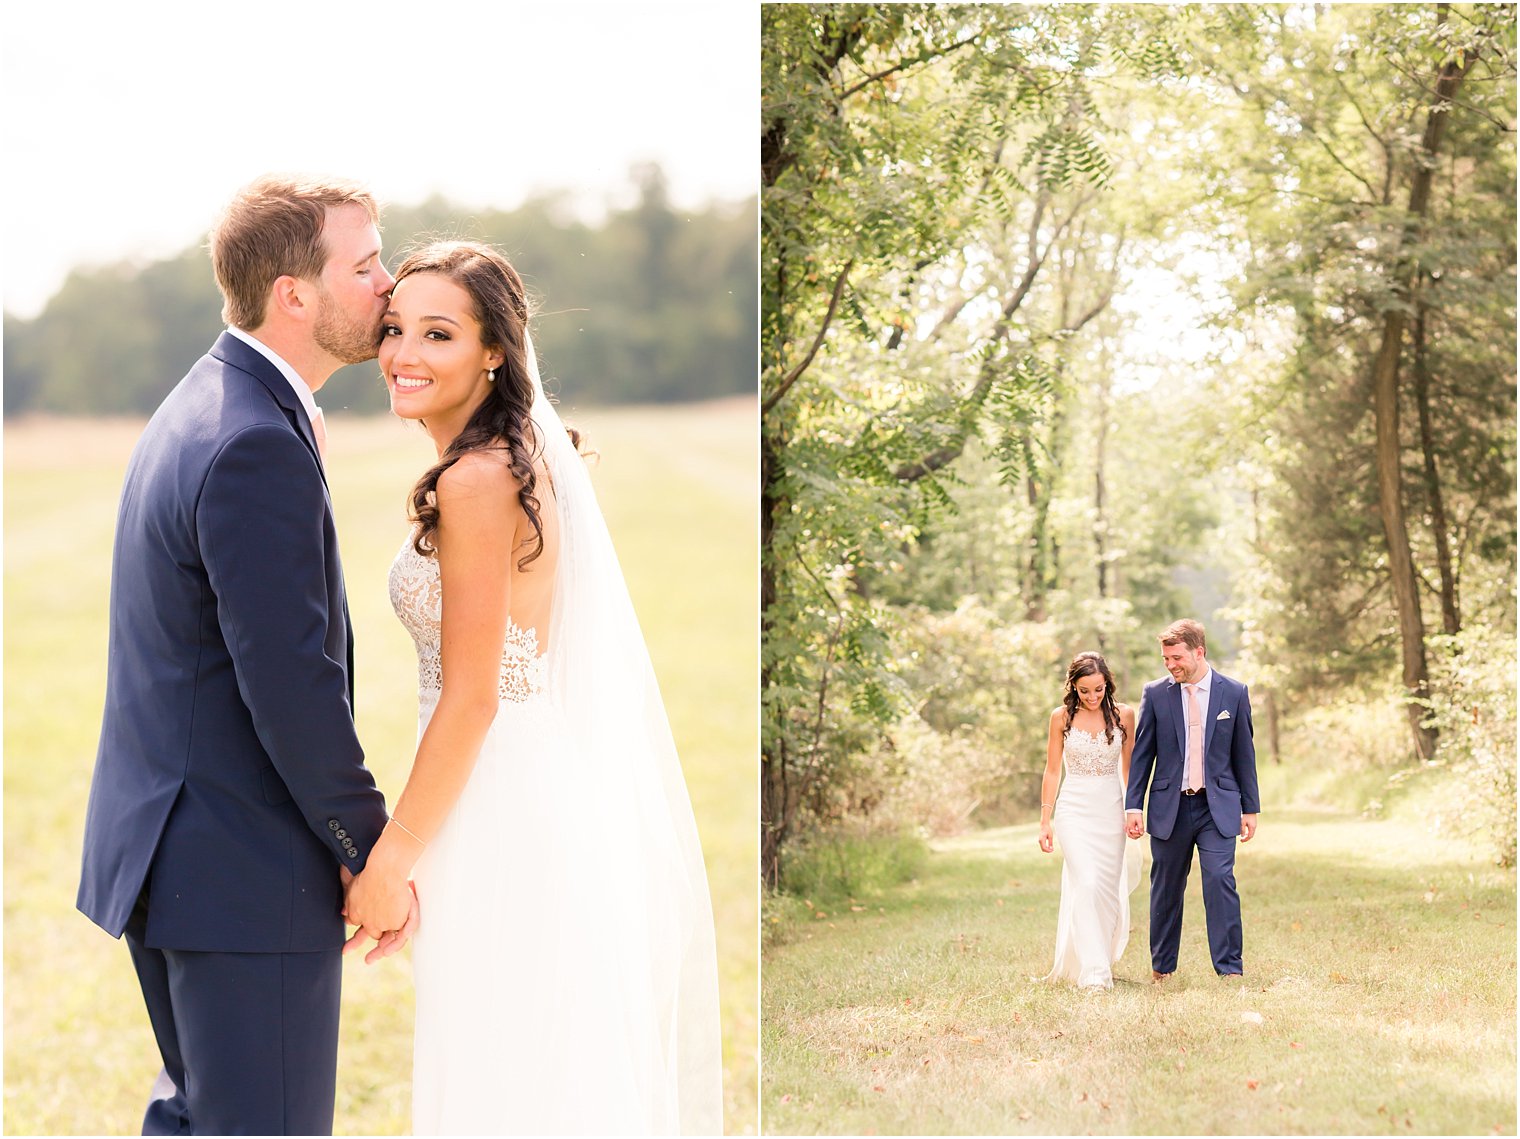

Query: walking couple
[76,175,722,1134]
[1039,619,1262,990]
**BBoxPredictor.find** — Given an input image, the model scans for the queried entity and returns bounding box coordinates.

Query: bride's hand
[1038,820,1054,853]
[342,843,415,945]
[360,881,420,965]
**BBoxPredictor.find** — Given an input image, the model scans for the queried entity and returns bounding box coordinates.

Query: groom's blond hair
[1159,619,1206,653]
[210,175,379,330]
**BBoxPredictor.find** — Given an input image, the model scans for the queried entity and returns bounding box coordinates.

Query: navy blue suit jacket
[78,332,388,953]
[1125,668,1260,841]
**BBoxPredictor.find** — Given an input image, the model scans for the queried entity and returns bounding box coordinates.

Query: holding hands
[340,823,424,963]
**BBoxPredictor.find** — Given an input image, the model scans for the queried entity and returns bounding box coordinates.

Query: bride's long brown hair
[396,241,578,570]
[1061,651,1125,745]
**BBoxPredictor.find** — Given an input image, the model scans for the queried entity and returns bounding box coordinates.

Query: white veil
[526,335,723,1134]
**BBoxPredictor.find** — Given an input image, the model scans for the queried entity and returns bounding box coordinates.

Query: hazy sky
[2,1,756,318]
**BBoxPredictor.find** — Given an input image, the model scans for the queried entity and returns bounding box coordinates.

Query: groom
[1125,619,1260,980]
[78,176,413,1134]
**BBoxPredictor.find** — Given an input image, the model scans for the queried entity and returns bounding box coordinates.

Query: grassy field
[3,401,758,1135]
[762,764,1516,1135]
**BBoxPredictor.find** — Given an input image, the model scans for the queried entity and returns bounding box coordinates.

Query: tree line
[4,165,756,416]
[761,3,1516,885]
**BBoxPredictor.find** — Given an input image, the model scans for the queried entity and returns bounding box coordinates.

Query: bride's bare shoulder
[435,450,524,534]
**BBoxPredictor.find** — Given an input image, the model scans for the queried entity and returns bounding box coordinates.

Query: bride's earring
[488,368,496,382]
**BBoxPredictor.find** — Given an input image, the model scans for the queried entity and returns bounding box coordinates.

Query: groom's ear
[267,274,310,321]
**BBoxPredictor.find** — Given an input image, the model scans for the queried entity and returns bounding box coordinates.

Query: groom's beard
[313,289,382,365]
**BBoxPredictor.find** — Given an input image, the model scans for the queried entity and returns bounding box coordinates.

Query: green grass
[3,403,758,1135]
[762,764,1516,1135]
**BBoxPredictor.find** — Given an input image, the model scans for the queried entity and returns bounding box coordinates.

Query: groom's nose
[375,264,396,294]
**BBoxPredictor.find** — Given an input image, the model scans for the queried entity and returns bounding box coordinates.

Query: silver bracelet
[387,816,426,846]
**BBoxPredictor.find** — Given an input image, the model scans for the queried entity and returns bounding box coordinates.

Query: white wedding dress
[388,340,721,1135]
[1045,726,1141,989]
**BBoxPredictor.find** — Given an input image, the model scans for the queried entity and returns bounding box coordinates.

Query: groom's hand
[1125,810,1145,839]
[1240,814,1258,842]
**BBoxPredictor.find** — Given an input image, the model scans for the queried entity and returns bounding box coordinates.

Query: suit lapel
[1170,680,1187,762]
[209,331,328,485]
[1204,673,1221,757]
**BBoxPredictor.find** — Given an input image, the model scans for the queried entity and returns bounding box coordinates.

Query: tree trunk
[1372,319,1436,758]
[760,430,789,889]
[1369,25,1472,760]
[1412,303,1461,636]
[1263,688,1281,765]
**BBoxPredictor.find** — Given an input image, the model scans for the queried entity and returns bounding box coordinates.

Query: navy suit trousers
[1148,792,1243,975]
[124,892,341,1135]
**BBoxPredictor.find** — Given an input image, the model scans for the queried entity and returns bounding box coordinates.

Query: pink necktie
[1185,683,1204,792]
[311,407,328,462]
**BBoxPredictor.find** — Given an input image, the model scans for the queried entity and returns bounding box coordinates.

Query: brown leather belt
[1181,788,1205,796]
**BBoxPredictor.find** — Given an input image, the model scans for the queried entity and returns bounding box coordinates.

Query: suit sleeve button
[328,819,340,831]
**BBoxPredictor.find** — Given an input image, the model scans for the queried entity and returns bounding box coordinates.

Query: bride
[341,241,722,1134]
[1038,651,1140,990]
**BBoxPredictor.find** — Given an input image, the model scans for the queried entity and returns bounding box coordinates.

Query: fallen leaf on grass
[1247,1079,1260,1091]
[872,1085,885,1093]
[1018,1110,1032,1122]
[1241,1010,1264,1025]
[1290,921,1302,932]
[1290,1041,1303,1049]
[1329,971,1350,983]
[813,911,828,919]
[781,1094,792,1104]
[850,905,866,912]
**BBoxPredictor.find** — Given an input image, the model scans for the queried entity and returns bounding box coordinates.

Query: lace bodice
[1062,726,1122,778]
[388,537,547,705]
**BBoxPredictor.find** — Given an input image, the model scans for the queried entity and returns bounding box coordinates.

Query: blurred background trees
[762,2,1516,889]
[3,165,756,414]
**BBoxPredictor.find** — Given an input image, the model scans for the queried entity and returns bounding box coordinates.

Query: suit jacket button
[328,819,340,831]
[335,829,348,839]
[346,848,358,859]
